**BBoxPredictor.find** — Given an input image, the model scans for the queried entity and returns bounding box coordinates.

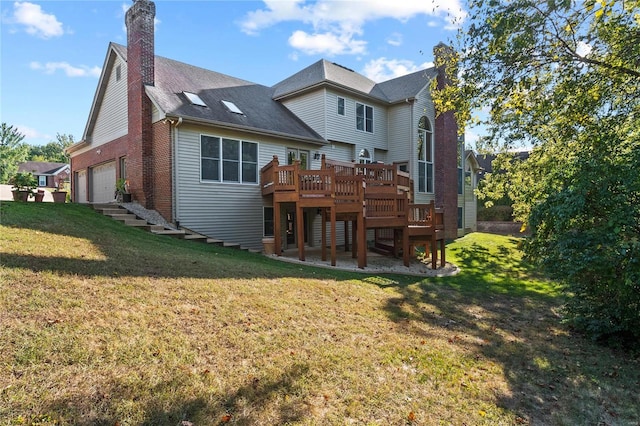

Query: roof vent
[184,91,207,107]
[221,100,244,115]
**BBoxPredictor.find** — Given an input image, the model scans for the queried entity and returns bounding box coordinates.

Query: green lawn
[1,202,638,425]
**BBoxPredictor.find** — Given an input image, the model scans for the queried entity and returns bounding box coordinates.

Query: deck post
[274,200,281,256]
[297,203,305,261]
[321,208,327,261]
[330,206,337,266]
[351,219,357,259]
[357,213,366,268]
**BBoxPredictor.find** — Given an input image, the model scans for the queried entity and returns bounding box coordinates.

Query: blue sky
[1,0,481,148]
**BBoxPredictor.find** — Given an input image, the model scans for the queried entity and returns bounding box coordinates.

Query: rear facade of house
[68,0,478,251]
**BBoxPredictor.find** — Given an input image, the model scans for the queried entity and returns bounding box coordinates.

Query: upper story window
[116,65,121,82]
[417,116,434,193]
[201,135,258,183]
[337,97,345,116]
[356,102,373,133]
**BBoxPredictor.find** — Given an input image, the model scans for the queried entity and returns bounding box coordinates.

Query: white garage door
[76,170,87,203]
[91,162,115,203]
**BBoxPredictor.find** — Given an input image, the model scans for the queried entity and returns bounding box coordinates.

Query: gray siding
[280,90,327,137]
[387,103,412,164]
[92,56,128,146]
[411,87,436,205]
[325,90,388,153]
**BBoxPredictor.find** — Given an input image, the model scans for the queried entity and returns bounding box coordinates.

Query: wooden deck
[261,155,445,269]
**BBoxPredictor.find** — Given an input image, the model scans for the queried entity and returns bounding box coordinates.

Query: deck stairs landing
[89,203,249,251]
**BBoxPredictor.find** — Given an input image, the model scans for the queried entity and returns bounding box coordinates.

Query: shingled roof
[111,43,326,145]
[18,162,69,175]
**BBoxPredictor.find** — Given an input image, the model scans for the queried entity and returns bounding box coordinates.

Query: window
[38,175,47,187]
[184,91,207,107]
[201,135,258,183]
[358,148,372,164]
[458,207,463,229]
[264,207,274,237]
[337,97,345,116]
[116,65,121,82]
[119,156,127,180]
[222,100,243,115]
[356,102,373,133]
[287,148,309,170]
[417,116,433,193]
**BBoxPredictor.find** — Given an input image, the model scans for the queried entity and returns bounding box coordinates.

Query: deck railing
[408,201,444,228]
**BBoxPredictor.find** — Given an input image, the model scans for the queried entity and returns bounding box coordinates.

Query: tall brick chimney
[433,43,459,240]
[125,0,155,208]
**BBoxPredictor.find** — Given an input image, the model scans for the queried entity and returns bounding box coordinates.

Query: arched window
[358,148,372,164]
[417,116,433,193]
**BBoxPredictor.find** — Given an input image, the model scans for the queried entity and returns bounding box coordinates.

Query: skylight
[221,100,244,115]
[184,91,207,107]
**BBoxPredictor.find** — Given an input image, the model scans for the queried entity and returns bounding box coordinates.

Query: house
[17,161,70,189]
[67,0,480,253]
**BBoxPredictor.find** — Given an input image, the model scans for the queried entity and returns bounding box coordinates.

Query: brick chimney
[125,0,155,208]
[433,43,459,240]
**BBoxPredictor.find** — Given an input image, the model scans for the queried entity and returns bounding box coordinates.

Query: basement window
[221,100,244,115]
[184,91,207,107]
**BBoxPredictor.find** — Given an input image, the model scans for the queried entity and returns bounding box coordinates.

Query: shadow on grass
[40,364,309,425]
[374,238,639,424]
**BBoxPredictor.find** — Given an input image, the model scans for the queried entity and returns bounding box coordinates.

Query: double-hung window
[201,135,257,183]
[417,116,434,193]
[356,102,373,133]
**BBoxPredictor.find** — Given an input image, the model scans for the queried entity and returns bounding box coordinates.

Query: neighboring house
[17,161,70,189]
[67,0,480,250]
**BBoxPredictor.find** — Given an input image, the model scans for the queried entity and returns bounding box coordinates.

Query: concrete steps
[90,202,249,251]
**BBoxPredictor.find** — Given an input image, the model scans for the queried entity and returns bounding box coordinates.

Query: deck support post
[351,219,357,259]
[274,201,281,256]
[357,213,366,268]
[403,227,410,267]
[297,203,305,261]
[321,208,327,261]
[330,206,337,266]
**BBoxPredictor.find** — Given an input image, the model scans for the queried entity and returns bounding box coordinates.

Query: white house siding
[91,56,128,146]
[280,90,327,138]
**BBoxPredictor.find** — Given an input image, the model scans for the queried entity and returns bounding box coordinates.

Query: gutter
[164,114,328,146]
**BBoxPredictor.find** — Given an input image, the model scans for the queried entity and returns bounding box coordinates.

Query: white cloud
[289,30,367,56]
[576,41,592,57]
[362,57,433,82]
[16,124,50,141]
[12,1,64,39]
[240,0,466,56]
[30,61,102,78]
[386,32,403,47]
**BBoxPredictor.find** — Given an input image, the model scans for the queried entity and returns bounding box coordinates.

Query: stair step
[183,234,208,242]
[91,203,119,210]
[152,229,186,238]
[142,224,167,232]
[99,209,128,215]
[206,239,224,246]
[124,219,150,226]
[109,214,138,221]
[223,242,241,249]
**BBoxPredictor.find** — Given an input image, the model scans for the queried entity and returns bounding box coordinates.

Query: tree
[0,123,29,184]
[28,133,75,163]
[437,0,640,343]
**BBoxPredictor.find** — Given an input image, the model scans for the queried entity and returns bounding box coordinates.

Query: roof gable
[18,162,69,175]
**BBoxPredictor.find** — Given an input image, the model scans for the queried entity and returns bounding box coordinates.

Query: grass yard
[1,202,638,425]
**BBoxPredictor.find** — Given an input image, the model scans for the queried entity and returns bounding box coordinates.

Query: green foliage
[28,133,74,163]
[0,123,29,184]
[9,172,38,194]
[438,0,640,342]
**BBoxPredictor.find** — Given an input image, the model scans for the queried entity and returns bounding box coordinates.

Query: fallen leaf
[408,411,416,421]
[221,414,232,422]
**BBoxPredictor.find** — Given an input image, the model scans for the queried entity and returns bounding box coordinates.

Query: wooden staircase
[90,203,249,251]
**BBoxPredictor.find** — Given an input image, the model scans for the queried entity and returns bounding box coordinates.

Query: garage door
[91,162,115,203]
[76,170,87,203]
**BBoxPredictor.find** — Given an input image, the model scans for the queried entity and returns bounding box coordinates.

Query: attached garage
[91,162,115,203]
[76,170,88,203]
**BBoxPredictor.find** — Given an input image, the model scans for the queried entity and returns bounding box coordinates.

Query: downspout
[170,116,183,225]
[407,98,414,190]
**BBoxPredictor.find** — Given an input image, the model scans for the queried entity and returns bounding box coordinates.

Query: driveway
[0,184,54,202]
